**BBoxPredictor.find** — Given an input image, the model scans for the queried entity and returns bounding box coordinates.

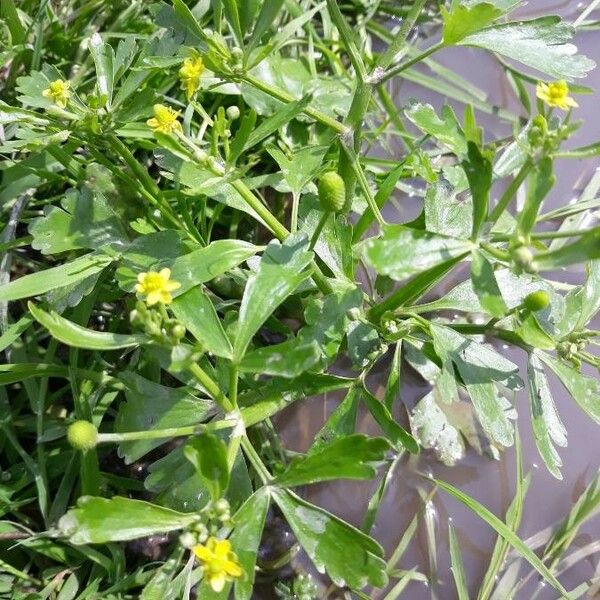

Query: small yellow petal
[146,291,161,306]
[159,267,171,279]
[165,280,181,292]
[224,559,243,577]
[193,545,212,561]
[209,573,226,592]
[212,539,232,557]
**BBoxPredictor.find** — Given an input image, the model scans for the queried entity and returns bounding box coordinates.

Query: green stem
[309,212,330,251]
[106,135,183,231]
[488,159,533,226]
[326,0,368,81]
[188,362,235,412]
[97,420,234,444]
[180,136,334,295]
[241,74,348,135]
[377,86,416,151]
[231,179,289,240]
[291,192,300,233]
[480,241,511,262]
[342,143,386,226]
[241,436,272,483]
[379,42,444,85]
[491,225,600,242]
[375,0,429,71]
[229,364,238,409]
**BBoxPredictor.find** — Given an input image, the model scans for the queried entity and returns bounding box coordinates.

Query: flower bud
[179,531,197,549]
[318,172,346,213]
[511,245,536,273]
[194,522,209,543]
[67,420,98,451]
[214,498,230,514]
[171,323,186,340]
[226,106,240,120]
[346,307,361,321]
[523,290,550,312]
[231,47,243,64]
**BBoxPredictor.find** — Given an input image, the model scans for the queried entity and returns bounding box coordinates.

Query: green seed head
[318,171,346,213]
[67,420,98,451]
[523,290,550,312]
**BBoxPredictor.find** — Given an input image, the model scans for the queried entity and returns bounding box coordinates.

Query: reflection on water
[275,1,600,598]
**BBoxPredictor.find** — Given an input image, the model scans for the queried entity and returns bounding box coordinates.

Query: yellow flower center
[146,104,183,134]
[42,79,71,108]
[134,268,181,305]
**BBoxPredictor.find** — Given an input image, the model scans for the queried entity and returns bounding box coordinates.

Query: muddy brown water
[273,2,600,598]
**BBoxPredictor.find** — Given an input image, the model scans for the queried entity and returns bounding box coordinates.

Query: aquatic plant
[1,0,599,597]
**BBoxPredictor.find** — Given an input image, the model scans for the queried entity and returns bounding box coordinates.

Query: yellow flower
[42,79,71,108]
[147,104,183,134]
[179,55,205,100]
[536,80,578,110]
[193,537,243,592]
[135,268,181,305]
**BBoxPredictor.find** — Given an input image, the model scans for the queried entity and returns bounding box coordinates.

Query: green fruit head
[523,290,550,312]
[67,420,98,451]
[318,171,346,213]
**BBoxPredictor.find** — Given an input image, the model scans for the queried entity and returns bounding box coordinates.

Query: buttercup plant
[1,0,600,598]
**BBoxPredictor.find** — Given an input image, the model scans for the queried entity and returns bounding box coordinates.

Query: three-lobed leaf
[273,488,388,590]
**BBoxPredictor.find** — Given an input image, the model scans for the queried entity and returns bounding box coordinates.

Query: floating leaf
[538,352,600,424]
[239,337,321,378]
[362,387,419,453]
[430,324,520,446]
[405,103,467,157]
[470,250,507,318]
[0,254,114,302]
[171,240,261,296]
[463,142,493,239]
[410,390,466,466]
[29,188,127,255]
